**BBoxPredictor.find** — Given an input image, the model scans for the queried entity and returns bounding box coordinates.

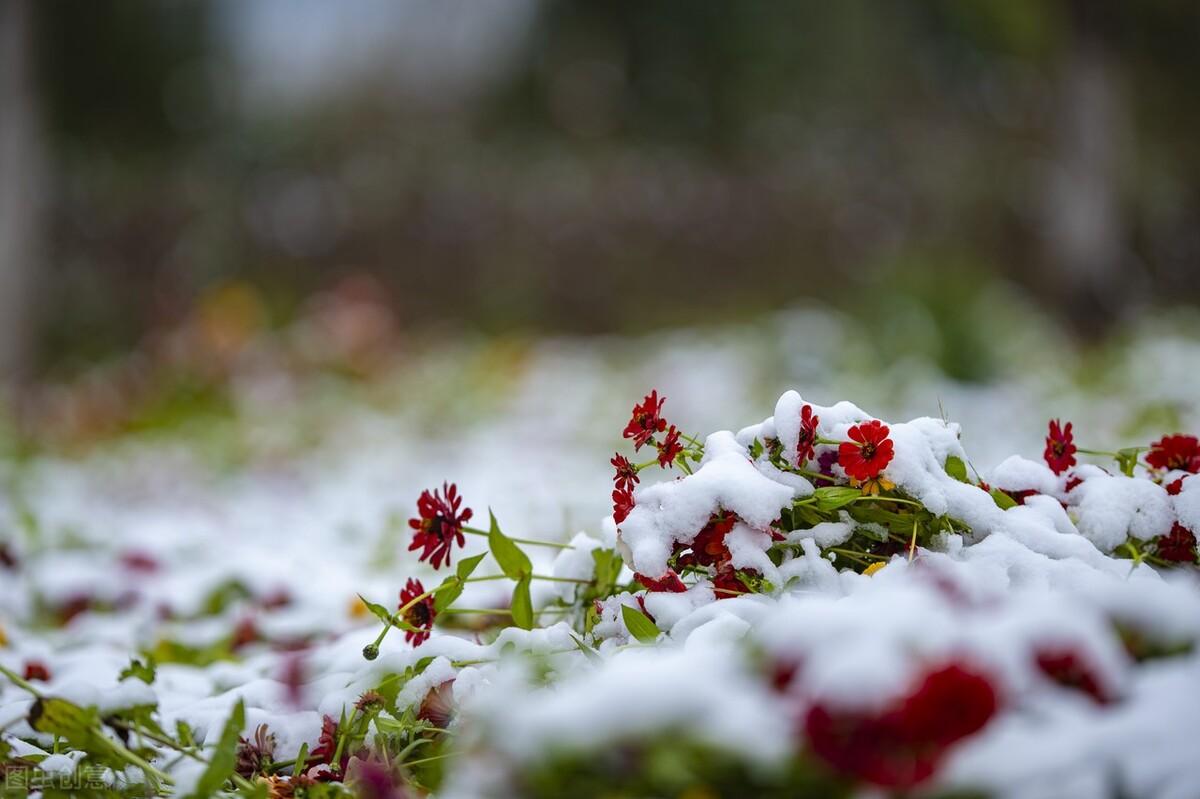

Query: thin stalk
[461,526,573,550]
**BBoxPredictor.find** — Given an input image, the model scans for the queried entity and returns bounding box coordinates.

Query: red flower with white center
[1147,434,1200,473]
[23,661,51,682]
[1043,419,1077,475]
[796,404,820,466]
[408,482,472,570]
[611,453,639,493]
[1157,523,1197,563]
[805,661,997,789]
[1034,647,1111,704]
[398,578,436,646]
[657,425,684,468]
[635,570,687,593]
[838,420,894,482]
[612,487,634,524]
[623,390,668,450]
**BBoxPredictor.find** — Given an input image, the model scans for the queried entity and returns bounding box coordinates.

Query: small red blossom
[1034,647,1111,704]
[839,421,894,482]
[612,487,635,524]
[805,661,997,790]
[1064,473,1084,493]
[1157,523,1197,564]
[235,724,278,778]
[310,715,341,767]
[711,566,752,598]
[408,482,473,570]
[623,390,668,450]
[796,404,820,466]
[1166,477,1185,496]
[119,551,159,573]
[610,453,639,493]
[398,578,437,646]
[22,661,51,682]
[635,570,688,593]
[1147,434,1200,473]
[676,513,737,569]
[1043,419,1077,475]
[656,425,684,468]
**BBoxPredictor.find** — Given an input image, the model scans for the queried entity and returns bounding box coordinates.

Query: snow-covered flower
[398,578,437,646]
[635,570,687,593]
[612,486,634,524]
[838,420,894,481]
[1156,523,1197,563]
[1043,418,1077,475]
[22,660,50,682]
[622,390,667,450]
[1146,434,1200,473]
[408,482,472,570]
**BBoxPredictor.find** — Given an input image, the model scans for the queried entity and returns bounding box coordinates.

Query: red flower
[657,425,684,468]
[1064,474,1084,493]
[623,390,668,450]
[398,578,437,646]
[417,680,457,729]
[1157,523,1197,563]
[711,566,751,598]
[408,482,472,570]
[611,453,639,493]
[805,661,997,790]
[1035,647,1111,704]
[310,715,340,766]
[838,421,894,482]
[612,487,635,524]
[796,404,820,466]
[676,513,737,569]
[1166,477,1186,496]
[1147,434,1200,473]
[22,661,51,682]
[635,570,687,593]
[1042,419,1077,475]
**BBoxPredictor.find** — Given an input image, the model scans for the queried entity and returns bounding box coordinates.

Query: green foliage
[184,699,244,798]
[620,604,660,644]
[488,510,532,581]
[944,455,969,482]
[118,656,157,685]
[511,576,534,630]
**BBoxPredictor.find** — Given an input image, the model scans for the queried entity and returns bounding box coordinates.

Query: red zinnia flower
[1166,477,1186,496]
[612,487,635,524]
[711,566,751,598]
[796,404,820,466]
[623,390,668,450]
[839,421,894,482]
[635,570,687,593]
[657,425,684,469]
[408,482,473,570]
[676,513,737,569]
[1146,434,1200,473]
[805,661,997,790]
[1034,647,1111,704]
[310,715,341,766]
[611,453,639,493]
[1157,523,1197,564]
[398,578,436,646]
[23,661,51,682]
[1043,419,1077,475]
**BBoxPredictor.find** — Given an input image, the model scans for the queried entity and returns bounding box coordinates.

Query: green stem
[442,608,512,615]
[402,751,457,769]
[461,526,573,550]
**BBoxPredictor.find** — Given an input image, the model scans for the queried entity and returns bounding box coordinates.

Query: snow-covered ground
[1,306,1199,796]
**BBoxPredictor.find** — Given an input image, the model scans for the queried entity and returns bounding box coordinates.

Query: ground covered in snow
[1,309,1199,798]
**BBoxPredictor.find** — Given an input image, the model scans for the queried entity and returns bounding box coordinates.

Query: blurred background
[1,0,1199,451]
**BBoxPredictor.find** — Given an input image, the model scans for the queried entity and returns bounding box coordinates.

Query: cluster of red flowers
[398,578,437,646]
[796,404,820,465]
[636,511,767,599]
[612,391,687,524]
[804,661,998,789]
[1157,523,1198,563]
[408,482,472,570]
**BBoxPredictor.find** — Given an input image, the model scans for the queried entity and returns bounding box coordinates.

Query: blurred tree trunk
[0,0,45,384]
[1042,3,1131,337]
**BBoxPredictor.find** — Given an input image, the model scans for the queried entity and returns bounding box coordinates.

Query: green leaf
[28,698,102,748]
[812,486,862,512]
[621,603,660,644]
[590,548,622,596]
[358,594,396,626]
[455,552,487,581]
[1115,447,1144,478]
[433,575,464,614]
[119,656,157,685]
[488,509,531,580]
[569,633,603,664]
[944,455,969,482]
[186,699,244,798]
[749,438,764,459]
[510,576,534,630]
[990,488,1017,510]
